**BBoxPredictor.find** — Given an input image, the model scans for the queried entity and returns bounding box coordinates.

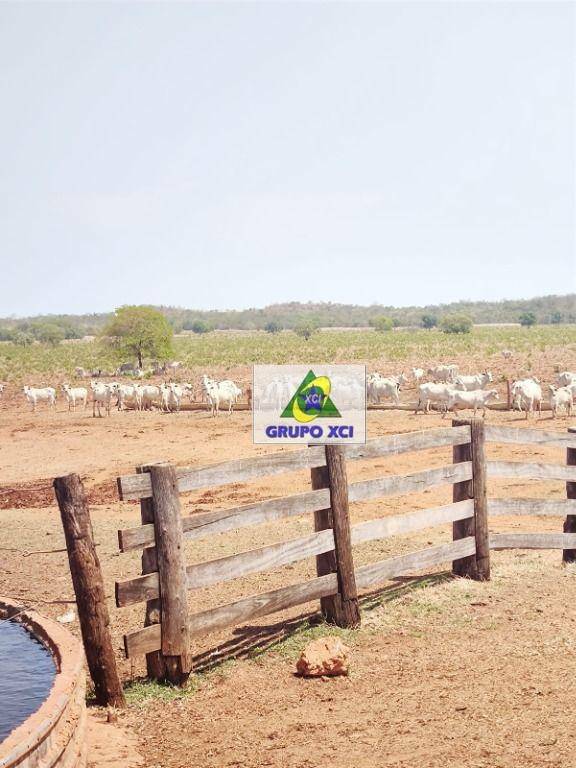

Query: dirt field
[1,359,575,767]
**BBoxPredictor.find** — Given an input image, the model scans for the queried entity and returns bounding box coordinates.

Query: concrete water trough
[0,598,87,768]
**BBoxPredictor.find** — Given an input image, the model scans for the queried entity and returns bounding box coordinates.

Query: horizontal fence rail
[485,425,576,450]
[355,538,476,591]
[124,572,340,657]
[118,461,472,552]
[116,499,475,609]
[490,533,576,550]
[487,461,576,482]
[489,499,576,517]
[118,425,472,501]
[114,421,576,678]
[123,537,477,658]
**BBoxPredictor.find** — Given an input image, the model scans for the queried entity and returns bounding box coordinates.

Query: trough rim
[0,596,85,767]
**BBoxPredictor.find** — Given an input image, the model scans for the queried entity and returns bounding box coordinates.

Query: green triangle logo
[280,370,341,423]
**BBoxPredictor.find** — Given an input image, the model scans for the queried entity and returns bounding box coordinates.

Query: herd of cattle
[0,375,243,417]
[2,364,575,419]
[368,365,576,418]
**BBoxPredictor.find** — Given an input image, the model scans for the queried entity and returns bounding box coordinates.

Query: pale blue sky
[0,1,574,316]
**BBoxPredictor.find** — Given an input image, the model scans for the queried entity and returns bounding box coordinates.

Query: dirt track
[1,372,576,767]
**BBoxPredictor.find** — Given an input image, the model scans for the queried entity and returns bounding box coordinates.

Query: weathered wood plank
[325,445,360,627]
[351,500,474,545]
[348,462,473,503]
[116,528,336,608]
[148,464,191,683]
[118,447,326,500]
[488,498,576,517]
[451,419,490,580]
[137,464,165,682]
[484,425,576,450]
[344,425,471,461]
[117,426,472,501]
[124,572,339,657]
[486,461,576,482]
[53,474,125,708]
[119,461,473,552]
[311,460,340,624]
[355,538,477,590]
[452,427,476,578]
[490,533,576,550]
[117,500,476,608]
[119,486,331,551]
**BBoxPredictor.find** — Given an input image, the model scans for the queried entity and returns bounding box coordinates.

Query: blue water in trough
[0,620,56,742]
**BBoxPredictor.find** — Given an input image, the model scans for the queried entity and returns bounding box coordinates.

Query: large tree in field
[102,306,173,368]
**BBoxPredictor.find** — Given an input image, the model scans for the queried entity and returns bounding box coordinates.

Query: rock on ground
[296,636,350,677]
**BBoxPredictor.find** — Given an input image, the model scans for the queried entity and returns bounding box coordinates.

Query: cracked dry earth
[1,373,575,768]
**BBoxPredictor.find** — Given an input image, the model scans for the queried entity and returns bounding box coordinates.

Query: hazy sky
[0,1,574,316]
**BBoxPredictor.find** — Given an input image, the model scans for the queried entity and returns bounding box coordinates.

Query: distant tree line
[0,295,573,342]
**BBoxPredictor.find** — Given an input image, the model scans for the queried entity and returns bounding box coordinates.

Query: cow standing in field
[62,384,88,411]
[367,374,400,405]
[427,365,459,383]
[23,386,56,411]
[90,381,114,417]
[511,379,542,419]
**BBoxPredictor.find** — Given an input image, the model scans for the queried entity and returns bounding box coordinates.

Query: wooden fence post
[53,473,125,708]
[452,419,490,581]
[310,460,340,623]
[137,464,167,682]
[563,426,576,564]
[310,446,360,628]
[325,445,360,627]
[148,463,191,685]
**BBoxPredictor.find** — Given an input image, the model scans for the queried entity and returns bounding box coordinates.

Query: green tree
[550,311,562,325]
[421,314,438,329]
[519,311,537,327]
[264,321,282,334]
[294,321,318,341]
[370,315,394,332]
[189,319,211,334]
[440,314,473,334]
[101,306,173,368]
[13,331,34,346]
[34,323,65,346]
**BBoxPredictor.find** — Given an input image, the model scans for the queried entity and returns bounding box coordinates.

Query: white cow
[511,379,542,420]
[446,388,499,417]
[140,385,162,411]
[454,372,493,391]
[0,383,5,399]
[549,386,573,418]
[90,381,113,417]
[556,371,576,388]
[116,383,143,411]
[412,368,425,383]
[62,384,88,411]
[367,376,400,405]
[501,350,513,359]
[415,383,454,414]
[427,365,459,383]
[202,376,240,416]
[23,386,56,411]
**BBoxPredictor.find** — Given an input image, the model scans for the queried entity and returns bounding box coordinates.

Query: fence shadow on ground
[191,571,454,674]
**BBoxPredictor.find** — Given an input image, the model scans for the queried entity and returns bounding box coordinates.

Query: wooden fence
[114,422,576,683]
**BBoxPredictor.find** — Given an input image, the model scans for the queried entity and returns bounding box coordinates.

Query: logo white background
[253,364,366,444]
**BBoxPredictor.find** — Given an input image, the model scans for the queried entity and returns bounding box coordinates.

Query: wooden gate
[114,422,576,683]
